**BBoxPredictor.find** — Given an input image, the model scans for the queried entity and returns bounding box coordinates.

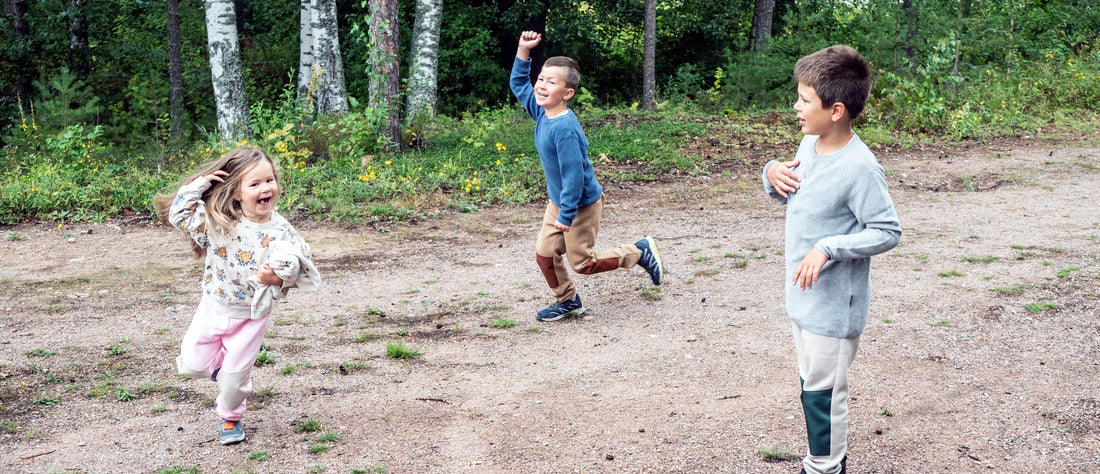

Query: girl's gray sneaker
[219,419,245,445]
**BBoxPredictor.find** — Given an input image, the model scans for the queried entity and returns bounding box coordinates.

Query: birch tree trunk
[748,0,774,52]
[298,0,315,110]
[204,0,250,141]
[369,0,401,151]
[641,0,656,111]
[405,0,443,122]
[168,0,184,142]
[311,0,348,115]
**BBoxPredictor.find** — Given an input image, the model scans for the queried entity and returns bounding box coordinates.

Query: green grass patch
[296,418,323,432]
[640,285,663,301]
[990,284,1037,295]
[308,444,330,454]
[385,340,421,360]
[489,317,515,329]
[33,395,60,406]
[1056,266,1080,278]
[354,331,384,343]
[961,255,998,263]
[1024,301,1057,313]
[281,362,314,375]
[254,347,275,366]
[759,446,799,462]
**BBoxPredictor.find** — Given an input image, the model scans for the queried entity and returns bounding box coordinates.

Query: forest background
[1,0,1099,224]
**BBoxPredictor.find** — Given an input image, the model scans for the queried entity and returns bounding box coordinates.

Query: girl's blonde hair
[154,147,280,258]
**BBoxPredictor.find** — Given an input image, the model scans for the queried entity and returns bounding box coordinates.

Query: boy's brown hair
[543,56,581,90]
[793,45,872,119]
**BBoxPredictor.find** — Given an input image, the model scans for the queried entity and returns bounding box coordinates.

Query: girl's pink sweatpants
[176,296,269,421]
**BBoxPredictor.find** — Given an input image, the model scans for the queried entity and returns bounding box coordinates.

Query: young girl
[155,147,319,445]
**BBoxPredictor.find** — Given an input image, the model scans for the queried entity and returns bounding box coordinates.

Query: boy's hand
[517,31,542,60]
[766,160,801,198]
[257,264,284,286]
[793,247,827,290]
[554,222,570,233]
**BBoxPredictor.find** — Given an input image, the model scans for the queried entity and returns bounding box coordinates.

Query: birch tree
[369,0,401,151]
[297,0,315,110]
[405,0,444,122]
[204,0,249,141]
[310,0,348,115]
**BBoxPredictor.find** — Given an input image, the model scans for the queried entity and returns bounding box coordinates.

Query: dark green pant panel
[802,387,833,456]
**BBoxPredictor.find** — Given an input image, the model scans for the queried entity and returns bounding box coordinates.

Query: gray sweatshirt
[763,133,902,338]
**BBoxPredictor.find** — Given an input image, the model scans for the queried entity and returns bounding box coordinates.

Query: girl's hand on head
[203,170,229,184]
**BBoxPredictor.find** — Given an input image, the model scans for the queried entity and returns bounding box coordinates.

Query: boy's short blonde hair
[543,56,580,90]
[793,45,872,119]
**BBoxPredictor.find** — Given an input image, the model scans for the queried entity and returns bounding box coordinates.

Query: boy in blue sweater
[511,31,663,322]
[763,45,902,474]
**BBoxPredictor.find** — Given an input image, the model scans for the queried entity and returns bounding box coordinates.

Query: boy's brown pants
[536,196,641,302]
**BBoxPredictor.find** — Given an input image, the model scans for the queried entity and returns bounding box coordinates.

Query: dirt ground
[1,137,1098,473]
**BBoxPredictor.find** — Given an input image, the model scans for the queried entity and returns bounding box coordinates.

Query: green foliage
[31,68,103,136]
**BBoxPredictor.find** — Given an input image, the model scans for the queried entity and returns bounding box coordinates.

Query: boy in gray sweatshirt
[763,45,902,474]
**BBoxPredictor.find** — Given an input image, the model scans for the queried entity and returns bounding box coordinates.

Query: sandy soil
[1,138,1098,473]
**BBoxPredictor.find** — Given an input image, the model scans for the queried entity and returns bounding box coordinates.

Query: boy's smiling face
[534,66,575,110]
[234,160,279,223]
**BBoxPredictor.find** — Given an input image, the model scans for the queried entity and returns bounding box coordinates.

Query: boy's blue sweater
[510,57,602,226]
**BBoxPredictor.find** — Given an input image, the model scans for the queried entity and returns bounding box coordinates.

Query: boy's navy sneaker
[210,368,220,382]
[537,294,585,322]
[635,236,664,285]
[219,419,245,445]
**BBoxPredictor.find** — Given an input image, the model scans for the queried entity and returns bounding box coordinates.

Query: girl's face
[234,160,279,223]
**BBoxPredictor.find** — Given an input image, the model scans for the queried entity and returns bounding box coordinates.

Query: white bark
[311,0,348,115]
[405,0,444,121]
[298,0,314,108]
[204,0,249,140]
